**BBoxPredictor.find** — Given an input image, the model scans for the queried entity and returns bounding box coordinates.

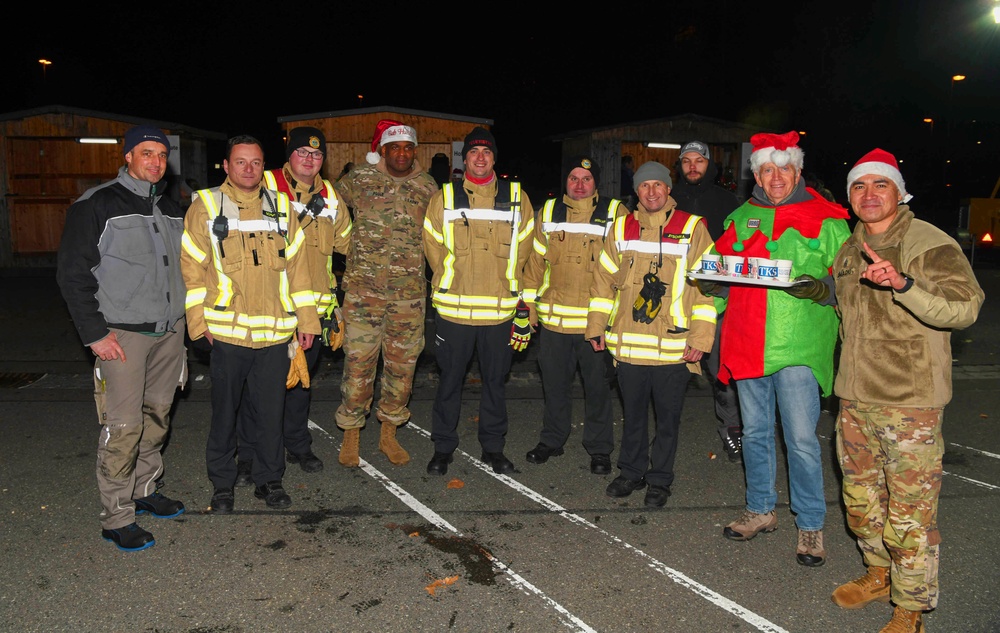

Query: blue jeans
[737,365,825,531]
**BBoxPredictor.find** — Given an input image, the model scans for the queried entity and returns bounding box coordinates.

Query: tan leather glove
[285,340,310,389]
[322,307,345,351]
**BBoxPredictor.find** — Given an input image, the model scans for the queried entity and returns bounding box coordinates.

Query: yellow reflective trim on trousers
[185,287,207,310]
[196,189,235,308]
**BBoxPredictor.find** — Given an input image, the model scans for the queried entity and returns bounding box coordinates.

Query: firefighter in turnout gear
[522,155,625,475]
[234,126,352,481]
[586,161,716,508]
[422,127,535,476]
[181,135,320,513]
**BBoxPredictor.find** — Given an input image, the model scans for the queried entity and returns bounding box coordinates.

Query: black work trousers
[536,328,614,456]
[430,315,513,455]
[207,340,289,489]
[236,339,320,461]
[616,361,690,488]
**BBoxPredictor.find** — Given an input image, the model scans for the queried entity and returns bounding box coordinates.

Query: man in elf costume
[712,131,850,567]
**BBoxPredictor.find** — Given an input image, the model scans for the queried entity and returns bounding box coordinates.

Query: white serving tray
[688,271,805,289]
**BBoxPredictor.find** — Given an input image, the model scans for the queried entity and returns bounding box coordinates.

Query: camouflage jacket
[334,160,438,300]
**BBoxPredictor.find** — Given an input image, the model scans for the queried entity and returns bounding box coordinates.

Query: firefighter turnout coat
[523,193,624,334]
[423,177,534,326]
[181,179,321,347]
[585,200,716,367]
[263,167,352,316]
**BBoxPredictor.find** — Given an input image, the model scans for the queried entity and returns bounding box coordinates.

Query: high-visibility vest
[532,197,622,330]
[262,170,344,314]
[431,180,527,321]
[186,187,302,344]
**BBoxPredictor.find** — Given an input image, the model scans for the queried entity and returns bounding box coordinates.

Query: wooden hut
[0,105,224,268]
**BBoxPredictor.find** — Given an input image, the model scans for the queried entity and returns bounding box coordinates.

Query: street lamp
[923,118,934,135]
[38,59,51,81]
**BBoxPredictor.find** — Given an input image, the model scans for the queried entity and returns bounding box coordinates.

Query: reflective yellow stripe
[196,189,235,308]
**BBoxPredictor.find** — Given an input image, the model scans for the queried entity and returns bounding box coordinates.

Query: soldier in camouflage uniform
[793,149,983,633]
[332,120,438,467]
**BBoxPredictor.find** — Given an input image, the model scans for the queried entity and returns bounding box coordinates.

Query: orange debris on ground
[446,478,465,489]
[425,575,459,596]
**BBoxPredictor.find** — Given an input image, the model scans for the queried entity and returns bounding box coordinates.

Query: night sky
[5,1,999,226]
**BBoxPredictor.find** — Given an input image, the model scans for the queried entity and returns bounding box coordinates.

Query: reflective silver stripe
[617,240,690,256]
[542,221,607,236]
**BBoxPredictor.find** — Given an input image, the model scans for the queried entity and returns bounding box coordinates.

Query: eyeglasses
[294,148,324,160]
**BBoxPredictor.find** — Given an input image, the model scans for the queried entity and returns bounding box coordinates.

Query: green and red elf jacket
[713,183,850,395]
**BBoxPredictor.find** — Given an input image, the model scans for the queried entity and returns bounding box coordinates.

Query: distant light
[983,233,994,243]
[952,74,966,82]
[38,59,52,66]
[797,131,806,136]
[994,5,1000,23]
[646,142,682,149]
[923,118,933,123]
[78,138,117,144]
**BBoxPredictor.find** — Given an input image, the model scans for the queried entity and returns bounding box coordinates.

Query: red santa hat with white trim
[846,148,912,203]
[748,130,804,173]
[366,119,418,164]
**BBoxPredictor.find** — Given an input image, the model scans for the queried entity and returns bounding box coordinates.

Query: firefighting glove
[320,300,345,350]
[510,299,532,351]
[783,274,832,304]
[632,273,666,324]
[285,340,310,389]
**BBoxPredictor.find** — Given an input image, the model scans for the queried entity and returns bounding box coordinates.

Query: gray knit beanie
[632,161,672,192]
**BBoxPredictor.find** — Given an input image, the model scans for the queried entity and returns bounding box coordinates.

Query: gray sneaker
[723,510,777,541]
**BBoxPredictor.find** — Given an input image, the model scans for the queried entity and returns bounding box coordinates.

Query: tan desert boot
[832,565,891,609]
[379,423,410,465]
[878,605,923,633]
[339,428,360,467]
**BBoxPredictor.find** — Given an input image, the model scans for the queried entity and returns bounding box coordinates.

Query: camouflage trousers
[836,400,943,611]
[335,294,425,431]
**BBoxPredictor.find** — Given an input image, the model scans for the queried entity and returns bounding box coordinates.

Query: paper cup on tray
[755,258,780,280]
[700,254,721,273]
[721,255,744,278]
[775,259,793,282]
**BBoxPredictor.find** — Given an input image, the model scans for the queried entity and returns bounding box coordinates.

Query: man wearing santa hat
[710,131,850,568]
[813,148,982,633]
[333,119,439,468]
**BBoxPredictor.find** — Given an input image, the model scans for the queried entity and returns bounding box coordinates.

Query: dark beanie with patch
[123,125,170,158]
[563,155,600,188]
[462,127,497,159]
[285,126,326,161]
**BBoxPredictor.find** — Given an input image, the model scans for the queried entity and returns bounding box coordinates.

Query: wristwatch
[897,273,914,293]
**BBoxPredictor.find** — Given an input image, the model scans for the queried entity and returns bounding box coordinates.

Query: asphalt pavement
[0,266,998,633]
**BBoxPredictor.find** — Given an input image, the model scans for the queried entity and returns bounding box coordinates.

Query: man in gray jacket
[57,125,188,552]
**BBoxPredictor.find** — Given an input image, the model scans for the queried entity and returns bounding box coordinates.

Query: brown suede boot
[878,606,923,633]
[339,428,360,467]
[831,565,891,609]
[379,423,410,465]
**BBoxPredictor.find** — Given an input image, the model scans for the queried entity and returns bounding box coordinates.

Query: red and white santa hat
[846,148,911,202]
[748,130,804,173]
[366,119,418,164]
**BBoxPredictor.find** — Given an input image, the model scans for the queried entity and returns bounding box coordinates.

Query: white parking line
[308,420,598,633]
[309,419,789,633]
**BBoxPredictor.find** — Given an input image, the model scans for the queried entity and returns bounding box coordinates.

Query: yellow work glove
[321,306,345,350]
[285,340,310,389]
[510,299,532,351]
[632,273,666,324]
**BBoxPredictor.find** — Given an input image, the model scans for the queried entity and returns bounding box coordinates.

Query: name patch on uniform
[747,218,761,228]
[663,232,690,240]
